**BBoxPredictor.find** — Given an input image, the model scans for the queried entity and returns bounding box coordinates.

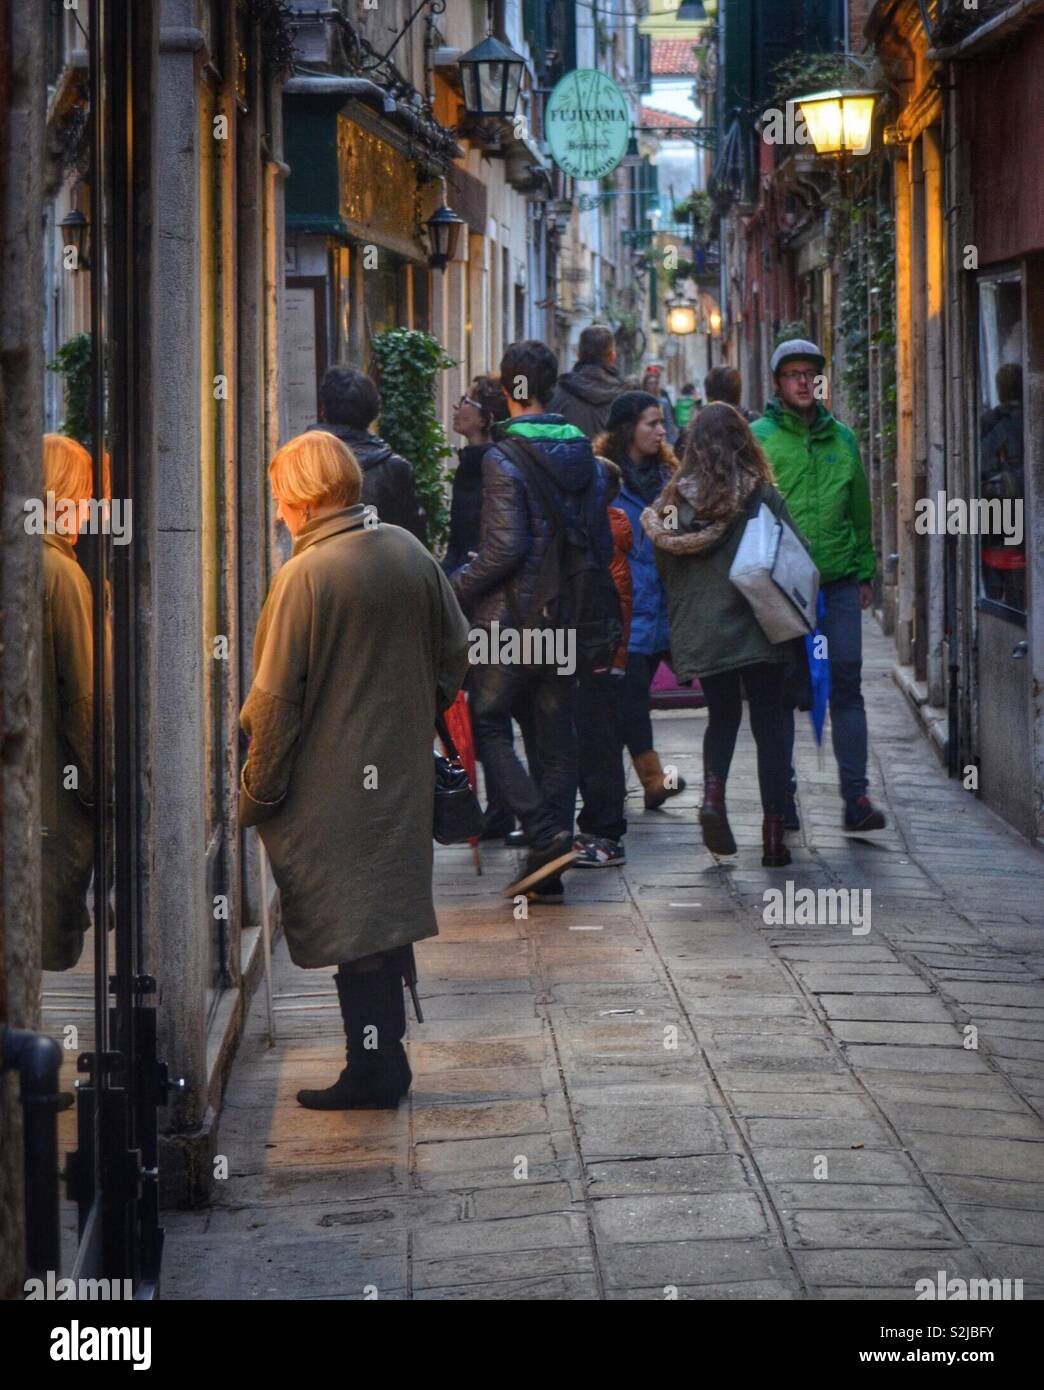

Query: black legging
[700,662,788,817]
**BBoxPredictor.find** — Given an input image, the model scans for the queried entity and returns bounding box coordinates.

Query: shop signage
[545,69,630,180]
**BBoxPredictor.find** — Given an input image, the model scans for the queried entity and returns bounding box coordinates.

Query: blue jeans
[783,576,868,802]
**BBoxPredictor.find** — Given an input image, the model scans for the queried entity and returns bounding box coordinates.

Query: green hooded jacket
[751,399,876,584]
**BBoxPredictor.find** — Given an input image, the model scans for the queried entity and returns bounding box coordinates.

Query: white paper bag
[729,502,819,642]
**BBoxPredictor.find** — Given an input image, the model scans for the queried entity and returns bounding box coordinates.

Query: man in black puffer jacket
[312,366,427,544]
[449,340,613,898]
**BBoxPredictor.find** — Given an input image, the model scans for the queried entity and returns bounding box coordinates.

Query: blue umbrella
[805,591,831,750]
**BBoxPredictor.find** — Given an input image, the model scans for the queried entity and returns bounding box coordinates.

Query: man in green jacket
[751,339,886,834]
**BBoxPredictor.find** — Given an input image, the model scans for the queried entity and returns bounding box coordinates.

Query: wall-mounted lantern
[796,88,877,158]
[60,209,90,269]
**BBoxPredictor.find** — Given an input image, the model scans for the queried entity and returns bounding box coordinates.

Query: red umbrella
[440,690,482,874]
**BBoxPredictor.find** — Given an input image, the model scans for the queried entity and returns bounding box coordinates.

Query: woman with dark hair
[443,375,509,575]
[640,403,804,867]
[593,392,686,810]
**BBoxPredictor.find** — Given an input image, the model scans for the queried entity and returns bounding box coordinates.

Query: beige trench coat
[239,507,470,969]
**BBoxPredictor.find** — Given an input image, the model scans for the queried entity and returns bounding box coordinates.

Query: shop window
[976,270,1025,617]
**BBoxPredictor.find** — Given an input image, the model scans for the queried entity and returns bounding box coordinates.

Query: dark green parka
[644,480,804,683]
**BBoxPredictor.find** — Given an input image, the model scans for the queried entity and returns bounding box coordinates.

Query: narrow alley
[163,618,1044,1300]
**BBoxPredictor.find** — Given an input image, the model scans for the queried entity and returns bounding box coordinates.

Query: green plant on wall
[369,328,456,550]
[47,332,92,446]
[838,199,896,467]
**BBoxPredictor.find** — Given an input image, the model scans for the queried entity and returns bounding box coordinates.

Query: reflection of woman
[239,431,470,1111]
[40,433,95,971]
[594,393,686,810]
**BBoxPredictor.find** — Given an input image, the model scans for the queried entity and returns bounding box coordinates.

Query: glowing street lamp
[666,297,698,336]
[796,89,877,157]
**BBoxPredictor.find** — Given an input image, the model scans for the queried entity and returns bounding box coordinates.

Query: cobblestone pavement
[164,618,1044,1300]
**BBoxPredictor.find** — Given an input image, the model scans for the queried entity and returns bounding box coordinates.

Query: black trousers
[699,661,788,817]
[468,662,577,846]
[576,671,627,841]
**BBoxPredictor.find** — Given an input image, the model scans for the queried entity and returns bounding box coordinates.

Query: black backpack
[499,438,623,673]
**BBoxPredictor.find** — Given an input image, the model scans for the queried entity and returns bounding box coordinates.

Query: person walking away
[594,392,687,811]
[240,431,470,1110]
[751,339,884,834]
[450,340,616,899]
[312,365,427,543]
[704,364,760,423]
[642,404,804,867]
[573,457,633,867]
[443,375,516,840]
[550,323,625,439]
[643,366,678,445]
[674,383,699,432]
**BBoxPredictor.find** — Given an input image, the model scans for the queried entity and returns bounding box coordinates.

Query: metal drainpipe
[1,1027,63,1279]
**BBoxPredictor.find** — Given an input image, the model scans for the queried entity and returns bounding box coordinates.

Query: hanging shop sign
[545,69,631,181]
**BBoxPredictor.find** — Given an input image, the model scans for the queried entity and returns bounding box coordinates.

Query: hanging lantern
[458,35,526,120]
[425,198,465,272]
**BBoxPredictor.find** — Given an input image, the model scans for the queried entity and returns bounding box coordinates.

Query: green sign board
[545,69,630,181]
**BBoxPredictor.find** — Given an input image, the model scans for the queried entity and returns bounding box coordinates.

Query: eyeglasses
[456,394,483,411]
[779,369,818,383]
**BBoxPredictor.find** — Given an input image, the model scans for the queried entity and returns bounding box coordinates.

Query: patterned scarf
[641,473,760,555]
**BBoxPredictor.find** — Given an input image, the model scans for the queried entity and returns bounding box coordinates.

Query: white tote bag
[729,501,819,642]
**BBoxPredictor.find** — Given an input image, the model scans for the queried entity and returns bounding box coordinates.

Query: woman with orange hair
[239,430,470,1111]
[40,432,96,970]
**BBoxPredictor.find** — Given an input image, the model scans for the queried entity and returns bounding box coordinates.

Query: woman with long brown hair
[640,403,806,867]
[593,391,686,811]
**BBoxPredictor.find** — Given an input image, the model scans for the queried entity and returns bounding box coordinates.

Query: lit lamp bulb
[708,308,722,336]
[666,300,698,336]
[797,89,877,157]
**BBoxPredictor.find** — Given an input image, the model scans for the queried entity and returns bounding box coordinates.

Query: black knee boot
[296,961,405,1110]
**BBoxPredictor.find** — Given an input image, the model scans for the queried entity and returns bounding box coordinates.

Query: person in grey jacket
[549,324,625,440]
[641,403,806,869]
[312,365,427,543]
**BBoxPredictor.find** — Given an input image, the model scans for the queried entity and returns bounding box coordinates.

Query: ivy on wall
[369,328,455,551]
[838,199,897,469]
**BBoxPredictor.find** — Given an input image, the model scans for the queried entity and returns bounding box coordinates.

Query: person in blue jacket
[594,392,686,809]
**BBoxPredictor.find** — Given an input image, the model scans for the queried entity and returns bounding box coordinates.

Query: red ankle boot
[699,775,737,855]
[762,812,791,868]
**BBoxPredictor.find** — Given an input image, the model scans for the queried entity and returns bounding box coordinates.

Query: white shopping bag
[729,502,819,642]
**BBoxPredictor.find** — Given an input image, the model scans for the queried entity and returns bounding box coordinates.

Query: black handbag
[433,714,484,845]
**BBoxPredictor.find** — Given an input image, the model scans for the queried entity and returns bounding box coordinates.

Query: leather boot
[699,774,737,855]
[296,962,404,1110]
[633,749,687,810]
[761,812,792,868]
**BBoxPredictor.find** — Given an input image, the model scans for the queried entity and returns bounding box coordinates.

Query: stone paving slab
[163,616,1044,1300]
